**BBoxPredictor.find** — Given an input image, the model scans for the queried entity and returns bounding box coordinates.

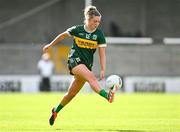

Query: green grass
[0,93,180,132]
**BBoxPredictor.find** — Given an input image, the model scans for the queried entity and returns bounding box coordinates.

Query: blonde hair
[84,6,101,20]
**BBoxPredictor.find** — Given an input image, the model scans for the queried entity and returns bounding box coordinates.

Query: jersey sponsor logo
[74,36,98,49]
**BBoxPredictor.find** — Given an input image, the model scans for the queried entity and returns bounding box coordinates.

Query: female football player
[43,5,119,126]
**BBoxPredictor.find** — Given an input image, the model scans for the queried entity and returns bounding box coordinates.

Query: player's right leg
[72,64,120,103]
[49,76,86,126]
[71,64,110,100]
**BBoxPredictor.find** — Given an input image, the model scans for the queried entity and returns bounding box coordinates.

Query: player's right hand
[43,44,51,53]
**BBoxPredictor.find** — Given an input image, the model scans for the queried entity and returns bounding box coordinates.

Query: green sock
[99,89,108,99]
[55,104,64,113]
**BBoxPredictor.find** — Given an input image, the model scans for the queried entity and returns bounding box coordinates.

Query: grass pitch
[0,93,180,132]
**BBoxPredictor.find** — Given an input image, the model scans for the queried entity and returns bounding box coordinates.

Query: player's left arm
[98,29,107,80]
[98,45,106,80]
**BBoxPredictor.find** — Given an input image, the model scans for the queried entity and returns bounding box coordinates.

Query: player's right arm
[43,31,70,53]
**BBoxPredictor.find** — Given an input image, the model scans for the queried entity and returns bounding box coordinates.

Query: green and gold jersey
[67,25,106,70]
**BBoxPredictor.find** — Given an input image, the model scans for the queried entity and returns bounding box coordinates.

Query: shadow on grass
[56,128,146,132]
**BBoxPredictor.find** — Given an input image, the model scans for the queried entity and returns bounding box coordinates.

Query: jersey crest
[92,34,97,40]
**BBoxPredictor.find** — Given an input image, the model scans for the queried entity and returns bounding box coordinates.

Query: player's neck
[84,25,96,33]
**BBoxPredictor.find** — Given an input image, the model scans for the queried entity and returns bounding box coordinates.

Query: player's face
[87,16,101,30]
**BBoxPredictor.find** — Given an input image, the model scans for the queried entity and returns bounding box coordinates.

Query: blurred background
[0,0,180,93]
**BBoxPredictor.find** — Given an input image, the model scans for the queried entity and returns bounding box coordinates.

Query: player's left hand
[99,70,105,80]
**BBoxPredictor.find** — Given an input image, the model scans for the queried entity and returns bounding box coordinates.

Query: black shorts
[67,57,92,75]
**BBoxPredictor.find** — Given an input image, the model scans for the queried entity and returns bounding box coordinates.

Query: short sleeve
[98,30,107,47]
[67,26,77,36]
